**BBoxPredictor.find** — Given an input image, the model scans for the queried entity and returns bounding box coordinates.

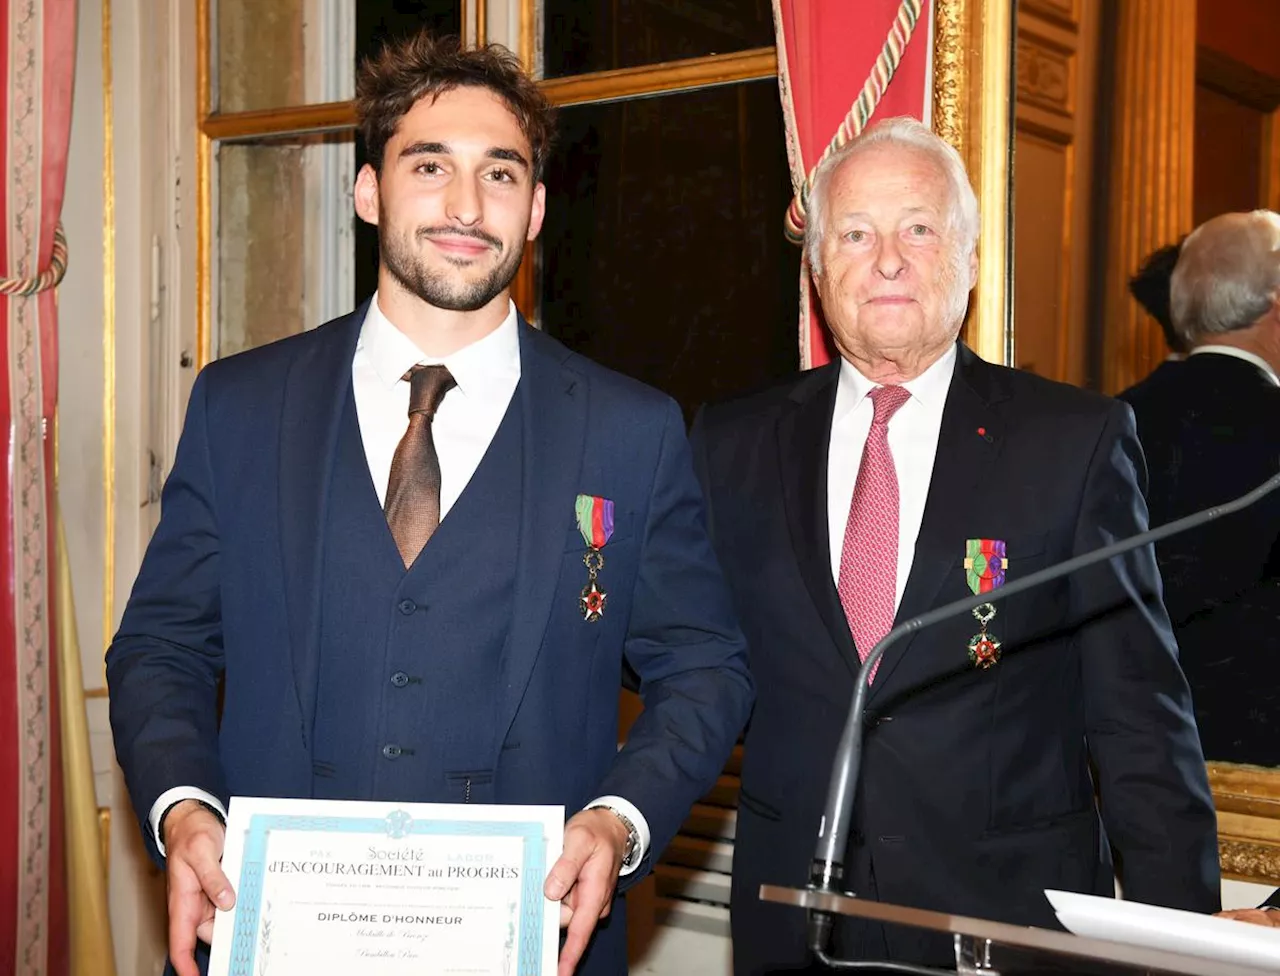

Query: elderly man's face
[813,144,977,370]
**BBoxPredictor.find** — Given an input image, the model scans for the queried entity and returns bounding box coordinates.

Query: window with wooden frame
[197,0,799,418]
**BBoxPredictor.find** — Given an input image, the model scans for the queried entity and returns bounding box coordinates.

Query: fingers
[165,804,233,973]
[172,807,233,910]
[167,902,201,976]
[193,849,235,911]
[544,811,622,905]
[559,892,597,976]
[544,844,585,905]
[558,858,615,976]
[548,812,626,976]
[1217,908,1280,927]
[168,864,216,976]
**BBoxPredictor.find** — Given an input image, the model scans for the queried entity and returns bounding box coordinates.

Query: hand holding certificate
[207,798,564,976]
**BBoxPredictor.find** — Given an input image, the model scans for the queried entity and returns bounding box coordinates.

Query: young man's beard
[381,225,525,312]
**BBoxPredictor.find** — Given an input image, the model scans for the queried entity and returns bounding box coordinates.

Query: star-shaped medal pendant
[580,580,608,622]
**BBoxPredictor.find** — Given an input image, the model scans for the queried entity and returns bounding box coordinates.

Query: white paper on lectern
[1047,888,1280,971]
[207,796,563,976]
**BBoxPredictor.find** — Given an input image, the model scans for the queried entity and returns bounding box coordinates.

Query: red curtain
[773,0,934,368]
[0,0,76,973]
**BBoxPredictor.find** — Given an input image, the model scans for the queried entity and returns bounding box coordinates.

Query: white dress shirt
[354,296,522,511]
[152,295,650,872]
[827,344,957,608]
[1189,344,1280,387]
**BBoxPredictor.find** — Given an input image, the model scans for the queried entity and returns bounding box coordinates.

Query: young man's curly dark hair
[356,32,556,180]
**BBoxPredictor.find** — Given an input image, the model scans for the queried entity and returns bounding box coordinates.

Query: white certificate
[208,797,564,976]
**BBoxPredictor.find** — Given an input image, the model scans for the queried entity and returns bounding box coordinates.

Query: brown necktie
[384,364,456,567]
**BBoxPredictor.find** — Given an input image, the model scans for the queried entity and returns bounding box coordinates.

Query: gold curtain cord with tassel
[784,0,924,245]
[0,222,68,296]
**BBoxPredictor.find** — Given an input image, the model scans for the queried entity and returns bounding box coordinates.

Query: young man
[108,32,752,976]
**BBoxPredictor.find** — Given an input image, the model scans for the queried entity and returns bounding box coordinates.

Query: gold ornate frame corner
[1209,762,1280,886]
[932,0,1013,367]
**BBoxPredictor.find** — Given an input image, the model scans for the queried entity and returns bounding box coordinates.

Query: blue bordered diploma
[207,797,563,976]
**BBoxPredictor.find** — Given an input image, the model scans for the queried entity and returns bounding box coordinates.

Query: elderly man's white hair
[1169,210,1280,346]
[803,116,980,276]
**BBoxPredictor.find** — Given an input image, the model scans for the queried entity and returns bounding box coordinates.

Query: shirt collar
[358,294,522,398]
[835,342,958,425]
[1189,345,1280,387]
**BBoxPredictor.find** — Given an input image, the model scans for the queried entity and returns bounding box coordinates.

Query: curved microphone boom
[805,467,1280,966]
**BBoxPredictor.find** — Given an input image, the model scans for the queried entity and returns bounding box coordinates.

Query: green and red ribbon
[576,495,614,623]
[576,494,615,550]
[965,539,1007,595]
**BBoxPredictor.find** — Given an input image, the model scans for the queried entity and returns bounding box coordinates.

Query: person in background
[1119,210,1280,770]
[1128,240,1187,366]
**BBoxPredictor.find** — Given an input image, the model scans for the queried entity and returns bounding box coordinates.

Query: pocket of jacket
[979,806,1095,841]
[445,770,494,804]
[959,532,1049,565]
[562,510,635,553]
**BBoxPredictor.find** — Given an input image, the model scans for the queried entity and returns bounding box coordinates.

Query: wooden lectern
[760,885,1278,976]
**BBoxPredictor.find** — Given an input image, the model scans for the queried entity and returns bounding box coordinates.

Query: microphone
[804,467,1280,967]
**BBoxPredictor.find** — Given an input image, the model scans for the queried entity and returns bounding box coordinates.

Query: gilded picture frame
[1211,762,1280,885]
[933,0,1014,368]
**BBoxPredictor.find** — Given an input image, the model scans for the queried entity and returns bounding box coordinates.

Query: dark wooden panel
[539,80,800,421]
[1194,84,1265,227]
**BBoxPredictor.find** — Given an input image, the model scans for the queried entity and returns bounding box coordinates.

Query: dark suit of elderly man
[692,117,1220,973]
[1120,210,1280,770]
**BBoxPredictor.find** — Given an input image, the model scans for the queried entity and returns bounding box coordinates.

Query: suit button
[382,744,402,760]
[398,599,417,615]
[390,671,410,688]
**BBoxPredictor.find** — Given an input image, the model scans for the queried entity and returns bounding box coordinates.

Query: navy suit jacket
[692,345,1219,972]
[1120,353,1280,767]
[107,303,753,972]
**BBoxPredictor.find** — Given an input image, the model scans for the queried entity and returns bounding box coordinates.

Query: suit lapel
[868,345,1007,702]
[278,304,366,746]
[777,364,861,675]
[497,321,587,742]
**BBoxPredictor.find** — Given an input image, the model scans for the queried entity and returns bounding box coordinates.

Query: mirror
[1006,0,1280,887]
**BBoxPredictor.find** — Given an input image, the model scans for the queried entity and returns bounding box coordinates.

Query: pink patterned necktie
[837,385,911,681]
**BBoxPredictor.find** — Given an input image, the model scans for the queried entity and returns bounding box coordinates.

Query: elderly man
[1120,211,1280,769]
[691,117,1219,972]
